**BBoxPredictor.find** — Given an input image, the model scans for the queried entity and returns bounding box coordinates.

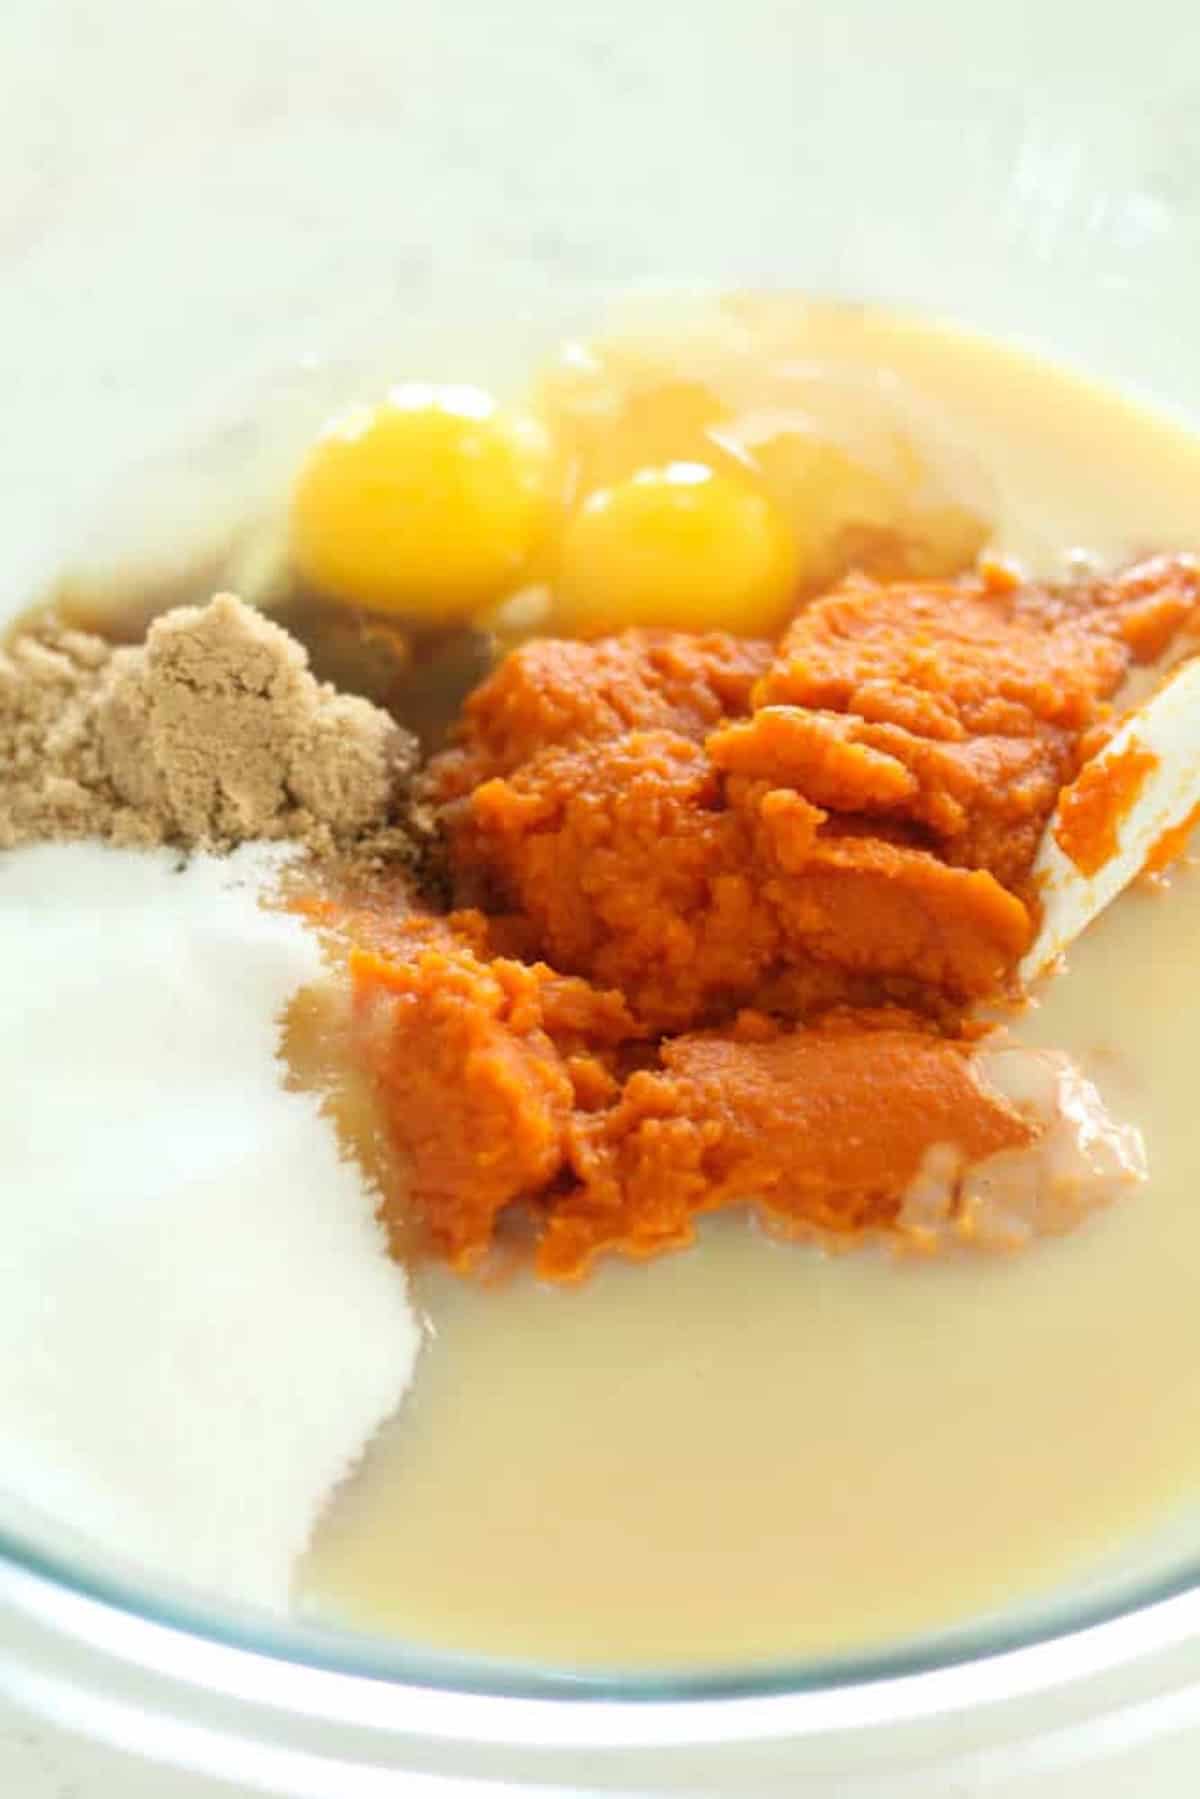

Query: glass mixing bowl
[4,0,1200,1790]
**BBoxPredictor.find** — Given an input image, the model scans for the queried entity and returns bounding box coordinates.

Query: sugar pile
[0,840,419,1612]
[0,593,418,853]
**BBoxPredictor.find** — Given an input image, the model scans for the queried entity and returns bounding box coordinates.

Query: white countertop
[3,1688,1200,1799]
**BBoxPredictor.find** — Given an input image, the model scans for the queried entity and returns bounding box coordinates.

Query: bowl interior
[4,0,1200,1705]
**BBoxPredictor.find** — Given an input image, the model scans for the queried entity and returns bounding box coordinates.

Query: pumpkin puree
[1054,741,1160,877]
[1142,799,1200,879]
[333,555,1200,1279]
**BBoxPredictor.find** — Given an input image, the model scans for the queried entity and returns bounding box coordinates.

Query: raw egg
[290,383,551,620]
[554,461,799,636]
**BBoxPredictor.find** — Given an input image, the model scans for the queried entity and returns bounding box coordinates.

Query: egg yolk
[290,384,551,620]
[554,462,799,636]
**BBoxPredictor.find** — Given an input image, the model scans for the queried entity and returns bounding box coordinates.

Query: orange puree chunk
[437,563,1200,1030]
[432,628,772,800]
[350,915,1033,1281]
[708,706,922,810]
[328,556,1199,1280]
[352,938,573,1268]
[1054,740,1160,877]
[351,918,638,1268]
[546,1022,1034,1279]
[1142,798,1200,879]
[757,558,1198,736]
[457,729,1030,1028]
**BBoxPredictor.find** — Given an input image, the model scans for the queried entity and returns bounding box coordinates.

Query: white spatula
[1021,658,1200,983]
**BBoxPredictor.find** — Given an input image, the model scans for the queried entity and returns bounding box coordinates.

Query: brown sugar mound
[0,593,418,853]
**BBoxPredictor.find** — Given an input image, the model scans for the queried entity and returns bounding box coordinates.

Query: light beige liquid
[303,307,1200,1670]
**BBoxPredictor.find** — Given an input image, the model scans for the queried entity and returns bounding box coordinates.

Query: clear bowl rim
[4,288,1200,1740]
[4,1504,1200,1723]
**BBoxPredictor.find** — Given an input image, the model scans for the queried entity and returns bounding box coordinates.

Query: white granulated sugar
[0,840,419,1612]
